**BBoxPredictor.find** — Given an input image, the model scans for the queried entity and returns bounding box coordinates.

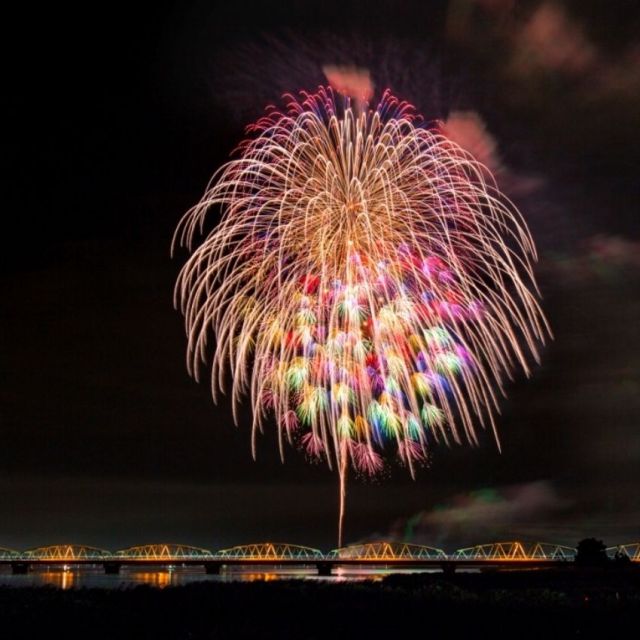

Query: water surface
[0,565,449,589]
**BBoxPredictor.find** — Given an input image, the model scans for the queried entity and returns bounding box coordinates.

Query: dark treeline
[0,569,638,639]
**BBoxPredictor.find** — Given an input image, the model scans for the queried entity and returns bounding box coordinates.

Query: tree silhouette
[575,538,609,566]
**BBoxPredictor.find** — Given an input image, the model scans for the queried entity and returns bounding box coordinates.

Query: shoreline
[0,568,637,638]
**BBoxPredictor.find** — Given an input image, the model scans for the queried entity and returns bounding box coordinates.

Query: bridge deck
[0,558,572,567]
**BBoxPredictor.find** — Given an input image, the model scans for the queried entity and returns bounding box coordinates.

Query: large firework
[173,87,549,545]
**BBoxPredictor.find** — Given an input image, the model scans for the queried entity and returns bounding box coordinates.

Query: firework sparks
[173,86,549,545]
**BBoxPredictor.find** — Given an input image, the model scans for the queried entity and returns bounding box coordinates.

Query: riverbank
[0,568,638,638]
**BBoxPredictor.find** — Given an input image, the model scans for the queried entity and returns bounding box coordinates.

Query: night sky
[2,0,639,552]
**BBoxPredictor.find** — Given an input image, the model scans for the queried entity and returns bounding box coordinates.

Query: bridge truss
[22,545,111,561]
[114,544,214,560]
[216,543,323,560]
[607,543,640,561]
[452,541,576,561]
[11,539,640,566]
[328,542,446,560]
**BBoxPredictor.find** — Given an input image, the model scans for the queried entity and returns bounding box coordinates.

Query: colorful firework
[173,87,549,545]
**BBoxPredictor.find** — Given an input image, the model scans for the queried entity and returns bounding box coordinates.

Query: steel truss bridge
[0,541,637,576]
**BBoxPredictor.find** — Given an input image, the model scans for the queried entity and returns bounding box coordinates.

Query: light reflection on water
[0,566,444,589]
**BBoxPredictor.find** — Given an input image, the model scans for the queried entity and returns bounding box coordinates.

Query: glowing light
[173,86,549,545]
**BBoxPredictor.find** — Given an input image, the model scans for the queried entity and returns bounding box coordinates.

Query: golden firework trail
[173,87,550,546]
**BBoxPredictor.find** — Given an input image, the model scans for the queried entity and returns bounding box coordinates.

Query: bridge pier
[204,562,222,575]
[441,561,456,576]
[11,562,30,575]
[316,562,333,577]
[103,562,121,575]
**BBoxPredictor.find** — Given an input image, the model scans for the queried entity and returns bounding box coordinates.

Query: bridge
[328,541,447,560]
[114,544,215,560]
[0,541,637,576]
[607,543,640,562]
[217,543,324,561]
[451,541,576,561]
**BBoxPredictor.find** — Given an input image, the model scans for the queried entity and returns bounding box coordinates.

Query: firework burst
[173,87,549,545]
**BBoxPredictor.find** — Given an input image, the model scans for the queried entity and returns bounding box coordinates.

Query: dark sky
[2,0,639,552]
